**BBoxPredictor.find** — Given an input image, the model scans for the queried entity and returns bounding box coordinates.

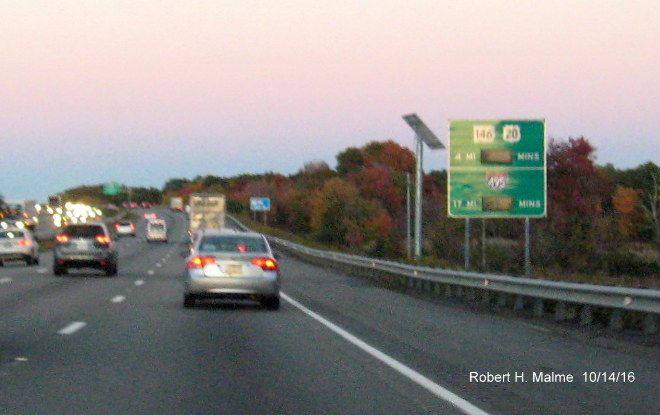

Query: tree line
[58,138,659,281]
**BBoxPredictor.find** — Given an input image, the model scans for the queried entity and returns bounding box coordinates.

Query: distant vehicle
[141,202,153,208]
[1,200,39,230]
[143,212,158,220]
[0,228,39,266]
[146,219,167,243]
[170,197,184,211]
[48,194,62,206]
[115,220,136,237]
[54,222,118,276]
[183,229,280,309]
[188,193,226,236]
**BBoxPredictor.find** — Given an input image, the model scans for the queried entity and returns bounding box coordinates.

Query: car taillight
[18,239,32,247]
[96,235,111,244]
[115,224,120,229]
[130,224,135,230]
[187,256,216,269]
[251,258,278,271]
[56,234,70,243]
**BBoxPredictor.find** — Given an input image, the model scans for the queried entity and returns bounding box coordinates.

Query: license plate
[3,242,12,248]
[225,264,242,276]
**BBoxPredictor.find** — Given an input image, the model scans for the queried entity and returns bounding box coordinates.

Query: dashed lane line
[58,321,87,335]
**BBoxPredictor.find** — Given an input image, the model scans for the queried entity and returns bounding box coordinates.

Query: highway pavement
[1,208,658,414]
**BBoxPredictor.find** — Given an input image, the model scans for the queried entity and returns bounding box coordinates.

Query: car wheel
[183,294,196,308]
[105,263,118,276]
[261,296,280,310]
[54,265,67,276]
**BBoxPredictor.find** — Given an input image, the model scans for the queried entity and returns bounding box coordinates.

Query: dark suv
[54,222,118,276]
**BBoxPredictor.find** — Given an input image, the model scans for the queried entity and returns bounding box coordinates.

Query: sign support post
[464,218,470,269]
[414,134,423,260]
[406,173,412,259]
[525,218,531,276]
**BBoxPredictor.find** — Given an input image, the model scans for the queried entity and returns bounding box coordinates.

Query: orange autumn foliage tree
[612,185,643,238]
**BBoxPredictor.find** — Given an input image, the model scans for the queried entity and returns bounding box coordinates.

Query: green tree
[162,178,192,193]
[336,147,365,176]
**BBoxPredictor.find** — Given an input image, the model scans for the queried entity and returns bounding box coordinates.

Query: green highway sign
[448,119,546,217]
[102,182,122,196]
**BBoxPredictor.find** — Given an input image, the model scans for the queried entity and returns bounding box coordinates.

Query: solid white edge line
[58,321,87,335]
[0,277,12,284]
[280,292,492,415]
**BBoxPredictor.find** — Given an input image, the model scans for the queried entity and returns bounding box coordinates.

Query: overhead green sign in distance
[103,182,122,196]
[448,119,546,218]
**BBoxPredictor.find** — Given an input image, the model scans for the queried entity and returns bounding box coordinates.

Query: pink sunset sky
[1,0,658,200]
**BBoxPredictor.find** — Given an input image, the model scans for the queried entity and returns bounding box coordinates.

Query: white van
[146,219,168,243]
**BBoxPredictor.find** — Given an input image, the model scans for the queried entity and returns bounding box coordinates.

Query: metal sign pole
[406,173,412,259]
[402,114,444,261]
[482,218,486,268]
[525,217,531,275]
[464,218,470,269]
[414,134,423,261]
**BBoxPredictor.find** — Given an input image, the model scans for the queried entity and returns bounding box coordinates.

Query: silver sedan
[183,229,280,309]
[0,228,39,266]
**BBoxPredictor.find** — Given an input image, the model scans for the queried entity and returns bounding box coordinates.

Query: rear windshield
[119,221,132,226]
[0,231,24,239]
[149,223,166,232]
[199,235,267,253]
[63,225,105,238]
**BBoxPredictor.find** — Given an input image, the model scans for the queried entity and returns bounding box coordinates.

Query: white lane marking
[281,292,492,415]
[135,280,145,286]
[37,268,48,274]
[0,277,12,285]
[111,295,126,303]
[147,270,155,275]
[58,321,87,335]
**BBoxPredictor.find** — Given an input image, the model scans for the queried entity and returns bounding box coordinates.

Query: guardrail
[228,215,660,334]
